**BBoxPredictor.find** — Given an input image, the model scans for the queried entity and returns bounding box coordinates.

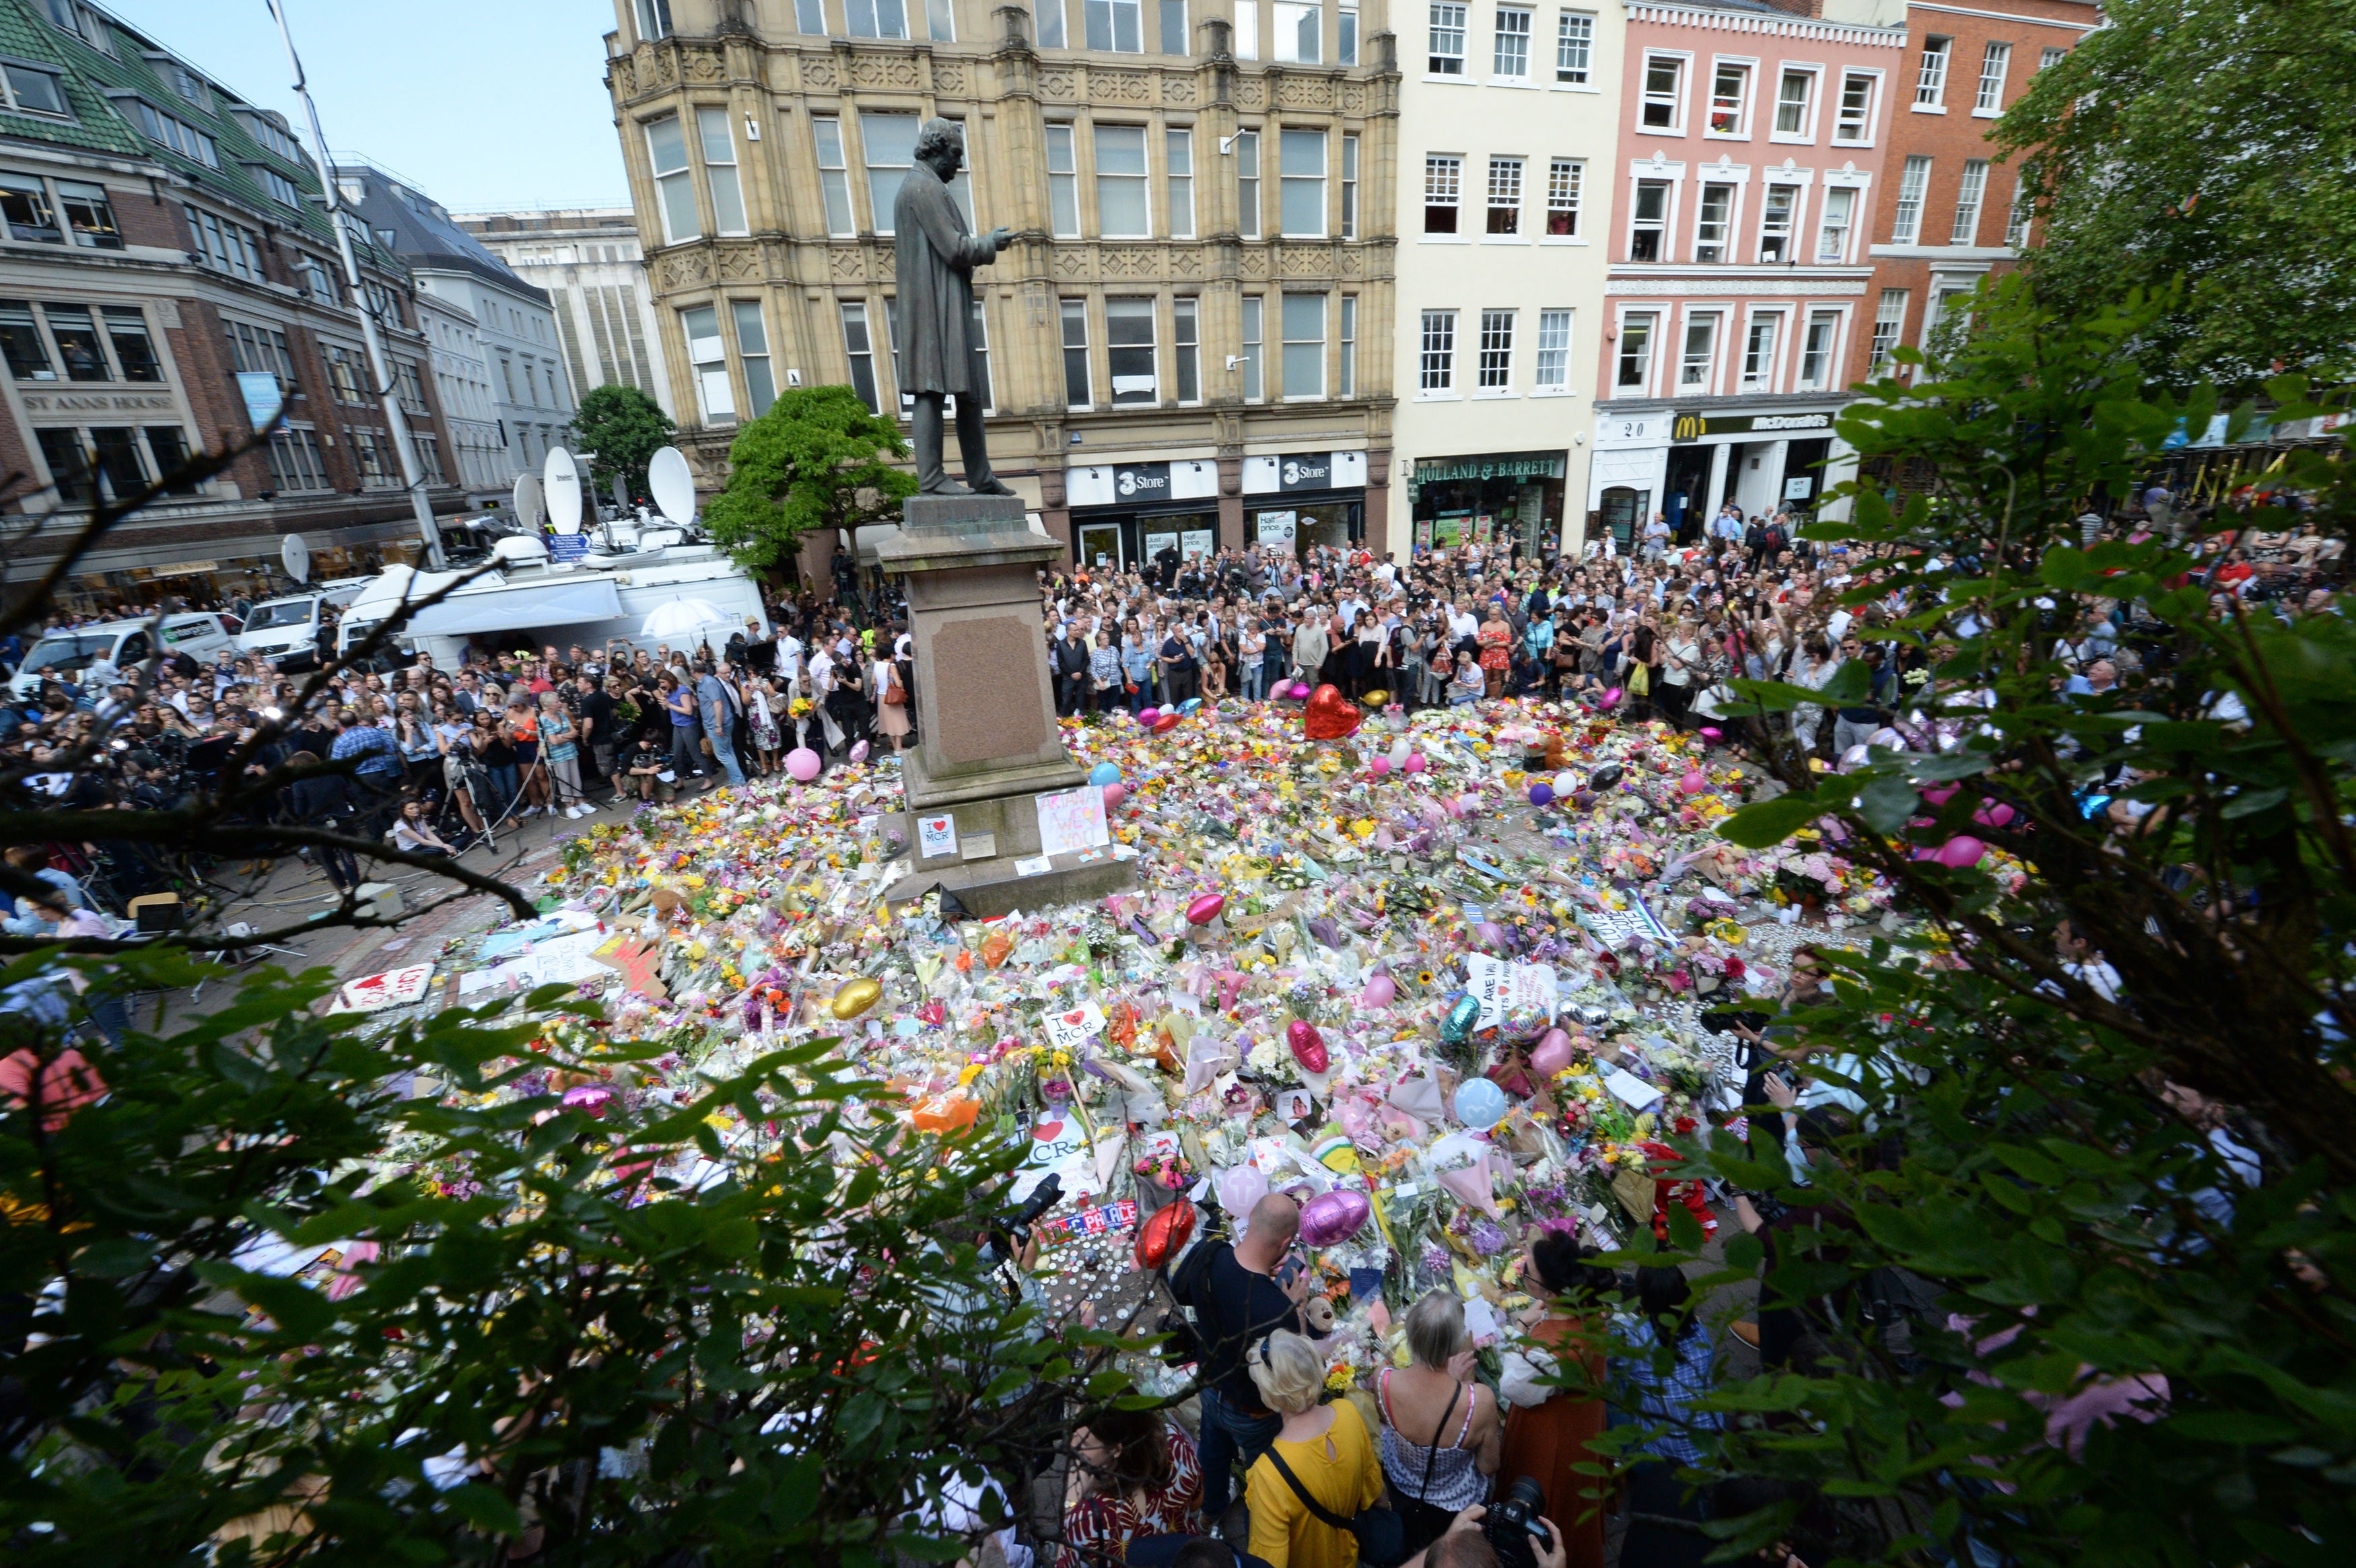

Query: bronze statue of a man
[892,118,1016,496]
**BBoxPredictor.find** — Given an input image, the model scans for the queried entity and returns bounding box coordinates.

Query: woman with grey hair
[1376,1290,1499,1555]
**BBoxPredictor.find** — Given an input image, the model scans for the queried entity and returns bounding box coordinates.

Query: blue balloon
[1440,993,1482,1042]
[1454,1077,1508,1131]
[1088,762,1121,787]
[1181,697,1202,715]
[1527,783,1555,808]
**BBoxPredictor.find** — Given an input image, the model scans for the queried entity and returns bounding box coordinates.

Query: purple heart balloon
[1299,1187,1373,1248]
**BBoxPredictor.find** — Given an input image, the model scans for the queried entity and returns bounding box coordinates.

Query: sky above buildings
[98,0,631,211]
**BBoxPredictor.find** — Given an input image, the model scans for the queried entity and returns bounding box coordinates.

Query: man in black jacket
[1053,627,1092,716]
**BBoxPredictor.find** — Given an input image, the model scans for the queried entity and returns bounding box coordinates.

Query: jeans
[1241,662,1266,701]
[703,707,747,785]
[1834,715,1880,756]
[1196,1384,1284,1519]
[670,721,704,781]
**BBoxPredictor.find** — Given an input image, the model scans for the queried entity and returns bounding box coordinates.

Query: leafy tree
[567,384,676,509]
[703,386,916,577]
[1,951,1123,1565]
[1591,284,2356,1566]
[1997,0,2356,390]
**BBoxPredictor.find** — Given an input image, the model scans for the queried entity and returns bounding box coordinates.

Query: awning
[405,579,622,638]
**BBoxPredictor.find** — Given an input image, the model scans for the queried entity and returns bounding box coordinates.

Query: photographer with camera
[1178,1192,1311,1519]
[1394,1502,1568,1568]
[1496,1232,1617,1568]
[1375,1291,1500,1555]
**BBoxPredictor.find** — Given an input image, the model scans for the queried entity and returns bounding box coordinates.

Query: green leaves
[704,385,917,575]
[1717,789,1828,848]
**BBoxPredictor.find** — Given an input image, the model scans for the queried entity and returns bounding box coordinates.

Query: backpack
[1152,1226,1231,1368]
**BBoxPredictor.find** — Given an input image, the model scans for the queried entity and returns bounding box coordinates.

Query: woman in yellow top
[1243,1330,1385,1568]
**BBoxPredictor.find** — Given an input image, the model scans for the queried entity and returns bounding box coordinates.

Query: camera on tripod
[1481,1476,1552,1568]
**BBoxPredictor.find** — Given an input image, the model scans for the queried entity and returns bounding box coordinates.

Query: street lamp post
[264,0,445,570]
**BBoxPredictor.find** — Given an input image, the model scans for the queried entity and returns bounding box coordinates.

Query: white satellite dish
[648,446,695,526]
[281,532,310,585]
[512,472,545,532]
[544,447,583,536]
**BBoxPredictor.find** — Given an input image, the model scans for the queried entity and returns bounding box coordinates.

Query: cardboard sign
[331,963,436,1014]
[1037,1199,1139,1246]
[917,814,957,859]
[1035,785,1111,859]
[1276,1088,1313,1125]
[1464,953,1559,1030]
[1044,999,1107,1051]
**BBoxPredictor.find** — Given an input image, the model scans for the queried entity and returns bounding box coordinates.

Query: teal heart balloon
[1441,993,1482,1042]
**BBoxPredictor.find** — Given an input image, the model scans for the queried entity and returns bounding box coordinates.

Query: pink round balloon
[1403,752,1428,775]
[1527,1027,1576,1077]
[1699,726,1723,742]
[1139,707,1162,725]
[1474,921,1509,949]
[1920,785,1959,806]
[1299,1188,1372,1248]
[1292,682,1313,700]
[1103,781,1128,810]
[850,740,870,763]
[1601,687,1624,709]
[1186,892,1227,925]
[786,747,821,782]
[1359,972,1397,1009]
[1936,835,1986,868]
[1678,771,1707,795]
[1369,756,1391,777]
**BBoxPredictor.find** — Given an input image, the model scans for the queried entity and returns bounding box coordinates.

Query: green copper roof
[0,0,399,269]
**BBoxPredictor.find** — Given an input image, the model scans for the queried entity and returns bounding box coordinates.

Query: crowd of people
[0,596,920,923]
[1035,484,2342,750]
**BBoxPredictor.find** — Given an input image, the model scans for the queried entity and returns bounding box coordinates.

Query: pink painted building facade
[1584,0,1906,547]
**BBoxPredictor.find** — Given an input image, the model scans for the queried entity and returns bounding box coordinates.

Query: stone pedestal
[875,495,1133,917]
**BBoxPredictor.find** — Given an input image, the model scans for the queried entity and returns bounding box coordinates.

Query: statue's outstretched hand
[988,226,1016,254]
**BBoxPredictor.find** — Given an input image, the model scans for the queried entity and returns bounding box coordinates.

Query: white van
[234,581,369,670]
[10,612,239,698]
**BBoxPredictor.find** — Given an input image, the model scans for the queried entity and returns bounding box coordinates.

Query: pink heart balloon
[1920,785,1959,806]
[1974,801,2016,828]
[1678,771,1707,795]
[1601,687,1623,709]
[1936,834,1986,867]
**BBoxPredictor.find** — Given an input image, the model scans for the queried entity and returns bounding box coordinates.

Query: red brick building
[1842,0,2102,382]
[0,0,469,618]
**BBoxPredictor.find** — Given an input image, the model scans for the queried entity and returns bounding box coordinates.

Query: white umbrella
[639,597,731,641]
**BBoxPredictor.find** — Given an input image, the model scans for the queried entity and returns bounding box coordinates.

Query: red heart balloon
[1302,684,1363,741]
[1286,1018,1329,1073]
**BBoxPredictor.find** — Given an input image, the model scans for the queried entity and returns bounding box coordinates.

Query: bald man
[1188,1190,1310,1516]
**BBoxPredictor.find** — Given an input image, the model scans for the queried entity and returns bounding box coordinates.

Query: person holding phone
[1180,1192,1311,1519]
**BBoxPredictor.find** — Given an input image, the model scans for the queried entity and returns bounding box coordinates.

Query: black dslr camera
[985,1172,1062,1262]
[1482,1476,1551,1568]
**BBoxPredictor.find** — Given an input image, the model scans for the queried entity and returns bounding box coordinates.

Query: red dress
[1060,1423,1204,1568]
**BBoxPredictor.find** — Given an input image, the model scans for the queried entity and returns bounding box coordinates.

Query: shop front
[1065,458,1223,573]
[1243,450,1368,560]
[1587,404,1842,547]
[53,524,417,620]
[1408,450,1567,558]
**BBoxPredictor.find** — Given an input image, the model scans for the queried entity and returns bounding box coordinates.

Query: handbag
[1262,1437,1407,1568]
[882,670,907,706]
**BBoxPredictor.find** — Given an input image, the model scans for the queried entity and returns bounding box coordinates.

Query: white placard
[331,962,436,1013]
[1602,1065,1666,1111]
[1276,1088,1313,1124]
[1255,509,1297,544]
[1035,785,1110,858]
[1464,953,1559,1030]
[1014,854,1053,877]
[917,814,957,859]
[1043,999,1106,1052]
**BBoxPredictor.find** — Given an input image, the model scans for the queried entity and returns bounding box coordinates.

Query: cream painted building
[606,0,1399,575]
[1387,1,1623,560]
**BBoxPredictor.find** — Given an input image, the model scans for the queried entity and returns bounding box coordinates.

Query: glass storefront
[1251,493,1362,559]
[1408,451,1566,559]
[1069,507,1220,575]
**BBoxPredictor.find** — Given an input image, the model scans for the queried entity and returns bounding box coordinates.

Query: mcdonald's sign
[1671,411,1709,443]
